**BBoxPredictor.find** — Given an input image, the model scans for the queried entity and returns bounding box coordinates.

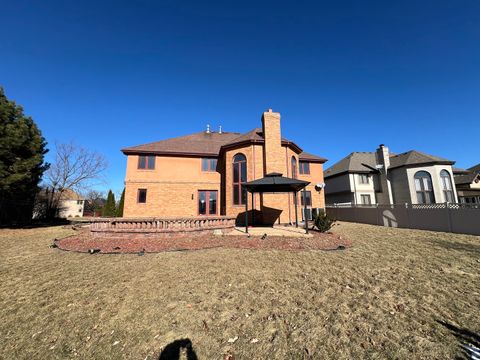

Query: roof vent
[206,124,211,134]
[219,125,222,134]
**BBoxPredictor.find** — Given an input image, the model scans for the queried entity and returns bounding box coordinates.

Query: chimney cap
[379,144,385,147]
[267,108,273,112]
[218,125,222,134]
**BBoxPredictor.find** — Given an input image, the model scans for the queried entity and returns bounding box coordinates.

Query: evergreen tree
[116,188,125,217]
[0,87,48,224]
[102,190,116,217]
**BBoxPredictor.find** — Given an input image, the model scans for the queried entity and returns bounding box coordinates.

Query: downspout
[352,173,358,205]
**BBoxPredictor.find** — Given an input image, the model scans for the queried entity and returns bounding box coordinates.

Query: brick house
[121,109,327,225]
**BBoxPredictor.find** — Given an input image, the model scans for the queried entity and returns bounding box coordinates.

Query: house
[58,189,85,218]
[324,144,458,205]
[121,109,327,224]
[453,164,480,204]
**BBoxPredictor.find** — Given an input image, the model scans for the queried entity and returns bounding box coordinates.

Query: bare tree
[42,142,108,219]
[83,190,106,217]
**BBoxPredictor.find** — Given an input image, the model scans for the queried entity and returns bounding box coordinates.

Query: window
[360,194,371,205]
[232,153,247,205]
[201,158,217,172]
[137,189,147,203]
[359,174,369,184]
[299,161,310,175]
[300,191,312,206]
[198,190,217,215]
[414,171,435,204]
[440,170,454,203]
[77,200,83,205]
[291,156,297,179]
[138,155,155,170]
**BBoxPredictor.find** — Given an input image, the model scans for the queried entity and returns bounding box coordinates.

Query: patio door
[301,190,313,221]
[198,190,218,216]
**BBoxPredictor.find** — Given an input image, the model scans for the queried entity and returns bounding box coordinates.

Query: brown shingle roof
[122,131,241,156]
[454,173,479,185]
[122,128,326,162]
[468,163,480,173]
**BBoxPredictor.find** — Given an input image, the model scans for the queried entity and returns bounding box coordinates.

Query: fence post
[446,202,453,233]
[405,203,410,229]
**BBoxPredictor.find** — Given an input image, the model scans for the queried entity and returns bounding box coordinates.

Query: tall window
[440,170,454,203]
[300,191,312,206]
[138,155,155,170]
[291,156,297,179]
[232,153,247,205]
[299,161,310,175]
[198,190,217,215]
[414,171,435,204]
[202,158,217,172]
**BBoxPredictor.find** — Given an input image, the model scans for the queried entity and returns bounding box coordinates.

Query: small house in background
[453,164,480,204]
[58,189,85,218]
[324,144,458,205]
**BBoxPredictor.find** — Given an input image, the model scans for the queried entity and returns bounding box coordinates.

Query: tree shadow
[0,218,70,229]
[437,320,480,359]
[426,238,480,255]
[158,338,198,360]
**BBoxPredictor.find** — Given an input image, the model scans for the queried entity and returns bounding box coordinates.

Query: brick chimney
[262,109,283,174]
[376,144,390,170]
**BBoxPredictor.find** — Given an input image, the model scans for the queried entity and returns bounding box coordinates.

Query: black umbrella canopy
[243,172,310,193]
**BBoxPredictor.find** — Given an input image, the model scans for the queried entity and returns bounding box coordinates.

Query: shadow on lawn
[437,320,480,360]
[158,338,198,360]
[426,238,480,255]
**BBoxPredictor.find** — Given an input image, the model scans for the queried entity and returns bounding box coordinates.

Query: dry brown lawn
[0,222,479,359]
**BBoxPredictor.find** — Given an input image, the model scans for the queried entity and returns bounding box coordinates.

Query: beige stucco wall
[348,173,377,204]
[405,165,458,204]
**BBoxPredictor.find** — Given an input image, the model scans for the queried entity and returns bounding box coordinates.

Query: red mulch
[55,231,351,254]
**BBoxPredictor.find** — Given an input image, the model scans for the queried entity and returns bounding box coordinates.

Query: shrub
[314,213,335,232]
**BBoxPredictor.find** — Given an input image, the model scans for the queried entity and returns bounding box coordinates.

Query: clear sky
[1,1,479,195]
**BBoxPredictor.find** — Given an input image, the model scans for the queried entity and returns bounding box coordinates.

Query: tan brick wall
[262,110,284,174]
[124,155,221,217]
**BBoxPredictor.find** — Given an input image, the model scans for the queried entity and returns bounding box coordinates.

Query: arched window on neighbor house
[232,153,247,205]
[440,170,455,203]
[414,171,435,204]
[291,156,297,179]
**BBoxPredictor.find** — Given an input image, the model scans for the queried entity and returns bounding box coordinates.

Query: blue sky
[1,0,479,196]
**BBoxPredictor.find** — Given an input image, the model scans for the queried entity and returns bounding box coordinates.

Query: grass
[0,222,479,359]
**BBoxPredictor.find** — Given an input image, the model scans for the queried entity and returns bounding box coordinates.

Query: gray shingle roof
[324,152,377,178]
[468,163,480,173]
[454,173,479,185]
[389,150,454,169]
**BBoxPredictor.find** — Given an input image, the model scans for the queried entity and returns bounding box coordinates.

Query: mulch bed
[54,231,351,254]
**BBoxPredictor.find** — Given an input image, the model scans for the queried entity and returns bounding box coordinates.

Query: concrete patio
[227,225,313,237]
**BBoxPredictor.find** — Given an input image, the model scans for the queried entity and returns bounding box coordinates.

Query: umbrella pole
[294,192,298,228]
[245,191,248,234]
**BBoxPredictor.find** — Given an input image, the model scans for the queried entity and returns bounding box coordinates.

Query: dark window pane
[240,162,247,182]
[209,191,217,214]
[301,191,312,206]
[138,189,147,203]
[138,156,146,169]
[198,191,206,215]
[241,187,247,205]
[210,159,217,171]
[233,164,239,183]
[147,156,155,169]
[202,158,209,171]
[233,185,239,205]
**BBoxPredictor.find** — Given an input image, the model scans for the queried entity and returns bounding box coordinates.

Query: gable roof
[122,128,326,162]
[454,173,480,185]
[324,152,377,178]
[389,150,454,169]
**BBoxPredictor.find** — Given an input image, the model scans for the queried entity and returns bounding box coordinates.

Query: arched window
[291,156,297,179]
[232,153,247,205]
[440,170,454,203]
[414,171,435,204]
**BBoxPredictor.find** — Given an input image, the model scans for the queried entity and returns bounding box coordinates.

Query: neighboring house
[121,109,327,224]
[58,189,85,218]
[453,164,480,204]
[324,144,458,205]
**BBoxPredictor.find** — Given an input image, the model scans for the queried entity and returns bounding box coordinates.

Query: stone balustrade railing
[90,216,236,233]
